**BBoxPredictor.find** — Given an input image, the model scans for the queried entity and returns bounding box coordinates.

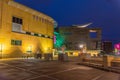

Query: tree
[54,32,65,49]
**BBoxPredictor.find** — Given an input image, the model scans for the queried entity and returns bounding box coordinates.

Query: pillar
[103,55,114,67]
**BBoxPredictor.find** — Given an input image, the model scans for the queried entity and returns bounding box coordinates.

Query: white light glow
[79,45,84,48]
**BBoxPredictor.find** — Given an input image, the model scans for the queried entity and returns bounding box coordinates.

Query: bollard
[103,55,114,67]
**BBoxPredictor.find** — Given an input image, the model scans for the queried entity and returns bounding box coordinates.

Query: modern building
[0,0,55,58]
[102,41,113,53]
[58,24,102,56]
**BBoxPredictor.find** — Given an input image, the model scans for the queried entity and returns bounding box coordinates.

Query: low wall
[82,56,120,67]
[55,50,99,57]
[84,58,103,65]
[111,57,120,67]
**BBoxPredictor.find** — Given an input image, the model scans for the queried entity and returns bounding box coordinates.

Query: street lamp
[79,44,84,48]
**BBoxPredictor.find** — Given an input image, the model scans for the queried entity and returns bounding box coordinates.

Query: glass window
[26,32,31,35]
[11,40,22,46]
[34,33,38,36]
[12,16,23,24]
[20,19,23,24]
[12,17,16,23]
[41,35,45,37]
[12,16,23,32]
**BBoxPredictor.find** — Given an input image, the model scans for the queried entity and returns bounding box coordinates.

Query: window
[41,35,45,37]
[48,36,50,38]
[19,19,22,24]
[11,40,22,46]
[12,16,23,32]
[26,32,31,35]
[90,32,97,38]
[36,16,39,21]
[33,15,40,21]
[96,41,102,50]
[12,16,23,24]
[42,18,44,23]
[89,30,97,38]
[34,33,38,36]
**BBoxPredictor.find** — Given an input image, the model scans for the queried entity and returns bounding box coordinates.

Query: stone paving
[0,58,119,80]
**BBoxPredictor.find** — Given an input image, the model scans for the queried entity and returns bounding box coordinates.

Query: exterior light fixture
[0,44,3,59]
[79,44,84,48]
[27,46,32,54]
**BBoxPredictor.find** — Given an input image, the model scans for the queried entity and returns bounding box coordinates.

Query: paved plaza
[0,58,119,80]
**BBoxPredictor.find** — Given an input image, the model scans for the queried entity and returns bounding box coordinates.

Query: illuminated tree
[54,32,65,48]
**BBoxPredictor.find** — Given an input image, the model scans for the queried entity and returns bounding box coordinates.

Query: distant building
[102,41,113,53]
[59,25,102,50]
[0,0,55,58]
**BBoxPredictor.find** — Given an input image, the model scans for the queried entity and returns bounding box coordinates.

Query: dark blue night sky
[15,0,120,44]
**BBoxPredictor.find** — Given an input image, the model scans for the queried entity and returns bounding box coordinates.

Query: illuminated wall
[0,0,55,58]
[53,50,99,57]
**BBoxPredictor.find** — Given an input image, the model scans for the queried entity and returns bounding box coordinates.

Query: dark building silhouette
[102,41,113,53]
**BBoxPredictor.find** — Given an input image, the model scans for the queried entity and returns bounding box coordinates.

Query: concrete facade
[59,26,102,51]
[0,0,55,58]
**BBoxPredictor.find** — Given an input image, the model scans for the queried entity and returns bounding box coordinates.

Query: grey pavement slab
[0,59,119,80]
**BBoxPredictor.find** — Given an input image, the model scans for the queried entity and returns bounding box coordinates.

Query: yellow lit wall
[87,50,99,56]
[0,0,54,58]
[57,50,99,57]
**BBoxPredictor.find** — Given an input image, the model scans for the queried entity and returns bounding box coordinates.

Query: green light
[54,32,65,48]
